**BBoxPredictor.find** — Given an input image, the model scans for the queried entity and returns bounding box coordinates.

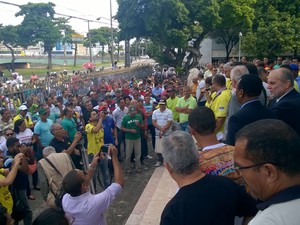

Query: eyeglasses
[54,127,64,131]
[234,162,279,173]
[5,133,14,136]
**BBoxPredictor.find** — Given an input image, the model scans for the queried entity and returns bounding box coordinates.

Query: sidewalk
[125,166,177,225]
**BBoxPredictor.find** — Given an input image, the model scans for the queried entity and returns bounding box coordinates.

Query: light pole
[238,32,242,61]
[110,0,114,68]
[60,30,67,66]
[87,20,92,62]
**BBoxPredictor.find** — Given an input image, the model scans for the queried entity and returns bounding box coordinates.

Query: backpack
[44,157,66,208]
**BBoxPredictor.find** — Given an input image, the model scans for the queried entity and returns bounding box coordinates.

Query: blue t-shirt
[34,119,54,146]
[144,103,153,125]
[102,116,115,144]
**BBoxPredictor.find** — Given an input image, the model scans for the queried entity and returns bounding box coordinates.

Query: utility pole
[88,20,92,62]
[238,32,242,62]
[110,0,114,68]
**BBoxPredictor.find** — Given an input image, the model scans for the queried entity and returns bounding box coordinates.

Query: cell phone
[100,144,110,154]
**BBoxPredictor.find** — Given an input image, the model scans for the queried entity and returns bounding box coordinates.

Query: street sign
[72,34,84,42]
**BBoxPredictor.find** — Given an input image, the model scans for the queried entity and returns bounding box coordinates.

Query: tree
[116,0,220,71]
[16,2,62,69]
[211,0,256,61]
[86,27,111,63]
[242,0,300,58]
[0,24,19,71]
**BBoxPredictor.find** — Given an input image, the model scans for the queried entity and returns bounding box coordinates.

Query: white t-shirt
[249,198,300,225]
[152,108,173,136]
[16,128,33,144]
[196,79,206,102]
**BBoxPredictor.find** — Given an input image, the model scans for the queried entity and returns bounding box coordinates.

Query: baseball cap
[39,108,48,115]
[129,105,137,112]
[105,92,112,97]
[158,99,166,105]
[18,105,28,111]
[98,105,108,112]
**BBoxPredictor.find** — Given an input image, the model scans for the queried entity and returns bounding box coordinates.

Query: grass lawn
[1,56,124,80]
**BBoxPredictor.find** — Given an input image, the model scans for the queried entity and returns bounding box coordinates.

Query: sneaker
[155,162,162,167]
[146,155,153,159]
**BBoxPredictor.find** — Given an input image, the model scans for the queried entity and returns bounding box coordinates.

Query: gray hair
[43,146,56,157]
[50,123,60,135]
[230,65,249,82]
[162,131,199,175]
[223,62,233,70]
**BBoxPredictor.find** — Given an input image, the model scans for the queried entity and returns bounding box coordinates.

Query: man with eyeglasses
[0,109,14,131]
[234,119,300,225]
[0,128,14,157]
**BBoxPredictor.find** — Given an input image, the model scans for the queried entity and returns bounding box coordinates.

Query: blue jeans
[116,127,125,159]
[88,154,110,190]
[180,121,189,132]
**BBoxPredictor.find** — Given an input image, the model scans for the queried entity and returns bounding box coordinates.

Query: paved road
[29,142,157,225]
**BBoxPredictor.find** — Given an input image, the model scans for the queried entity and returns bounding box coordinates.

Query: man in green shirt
[175,86,197,132]
[166,88,180,131]
[121,105,144,174]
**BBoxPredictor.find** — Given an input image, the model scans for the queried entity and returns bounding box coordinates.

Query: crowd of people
[0,55,300,225]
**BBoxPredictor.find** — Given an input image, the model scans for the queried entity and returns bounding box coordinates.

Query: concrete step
[125,166,177,225]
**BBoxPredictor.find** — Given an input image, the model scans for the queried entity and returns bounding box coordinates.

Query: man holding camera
[62,145,124,225]
[85,109,110,189]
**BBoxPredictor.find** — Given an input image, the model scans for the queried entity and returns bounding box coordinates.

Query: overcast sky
[0,0,118,34]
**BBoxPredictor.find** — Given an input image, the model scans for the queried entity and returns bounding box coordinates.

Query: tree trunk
[117,42,120,61]
[47,50,52,69]
[101,45,104,63]
[73,42,78,67]
[5,44,16,72]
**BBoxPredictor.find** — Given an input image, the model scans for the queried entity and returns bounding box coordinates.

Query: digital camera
[100,144,110,153]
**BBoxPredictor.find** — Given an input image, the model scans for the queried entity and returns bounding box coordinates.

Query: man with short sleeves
[112,98,128,161]
[160,131,257,225]
[34,107,53,160]
[121,105,144,174]
[61,107,78,142]
[206,74,231,139]
[175,86,197,132]
[152,99,172,167]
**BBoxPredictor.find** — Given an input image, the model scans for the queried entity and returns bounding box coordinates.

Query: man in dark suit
[226,74,273,145]
[268,68,300,136]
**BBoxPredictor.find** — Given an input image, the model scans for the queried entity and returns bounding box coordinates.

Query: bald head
[268,68,294,99]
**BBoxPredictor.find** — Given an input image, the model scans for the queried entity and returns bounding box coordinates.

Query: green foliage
[242,0,300,58]
[15,2,62,69]
[211,0,256,61]
[116,0,220,68]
